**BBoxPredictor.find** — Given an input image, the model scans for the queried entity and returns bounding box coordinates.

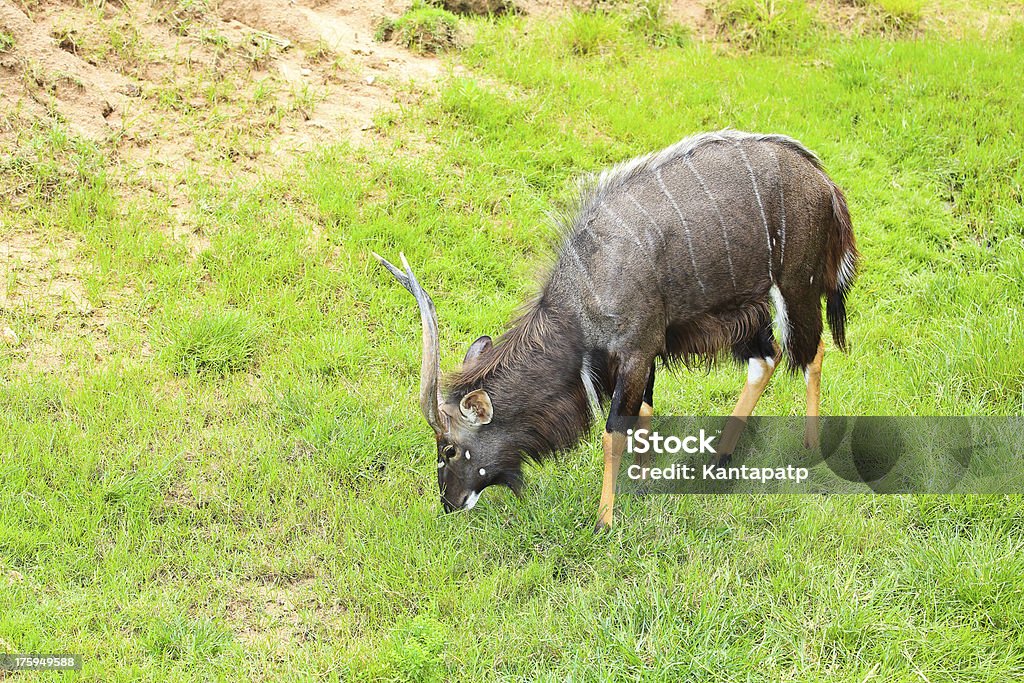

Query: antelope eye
[442,444,456,459]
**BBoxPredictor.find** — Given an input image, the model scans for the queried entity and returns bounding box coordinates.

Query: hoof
[805,417,820,450]
[711,453,732,469]
[594,519,612,534]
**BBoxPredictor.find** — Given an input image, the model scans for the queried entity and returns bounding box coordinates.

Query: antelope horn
[373,252,447,436]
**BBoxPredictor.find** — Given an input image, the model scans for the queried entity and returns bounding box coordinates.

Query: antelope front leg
[596,430,626,531]
[804,340,824,449]
[595,357,650,532]
[634,363,656,471]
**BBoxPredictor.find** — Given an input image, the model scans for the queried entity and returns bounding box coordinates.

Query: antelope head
[374,253,520,513]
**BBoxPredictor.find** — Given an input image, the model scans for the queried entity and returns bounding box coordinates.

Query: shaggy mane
[446,295,558,392]
[556,129,824,253]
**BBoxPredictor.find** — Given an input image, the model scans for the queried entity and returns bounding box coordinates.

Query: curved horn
[373,252,447,435]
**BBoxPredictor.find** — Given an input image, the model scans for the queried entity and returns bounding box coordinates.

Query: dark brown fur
[387,131,858,515]
[447,295,603,465]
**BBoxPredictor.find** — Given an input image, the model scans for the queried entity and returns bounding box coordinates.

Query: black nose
[441,493,465,513]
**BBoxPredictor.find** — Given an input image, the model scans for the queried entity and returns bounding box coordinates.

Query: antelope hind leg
[804,340,824,449]
[715,354,780,466]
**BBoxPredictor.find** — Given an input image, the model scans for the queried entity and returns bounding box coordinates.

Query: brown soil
[667,0,709,27]
[0,0,443,150]
[0,233,111,372]
[225,577,349,646]
[1,0,451,370]
[0,0,716,185]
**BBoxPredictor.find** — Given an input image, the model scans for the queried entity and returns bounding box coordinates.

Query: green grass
[865,0,925,21]
[159,310,264,376]
[860,0,926,32]
[2,3,1024,681]
[376,5,461,54]
[711,0,820,52]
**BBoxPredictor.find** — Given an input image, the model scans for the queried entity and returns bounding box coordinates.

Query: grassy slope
[2,4,1024,681]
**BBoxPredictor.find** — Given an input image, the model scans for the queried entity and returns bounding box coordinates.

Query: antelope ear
[459,389,493,426]
[463,335,492,364]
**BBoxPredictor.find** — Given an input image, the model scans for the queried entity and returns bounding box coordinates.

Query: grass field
[2,0,1024,680]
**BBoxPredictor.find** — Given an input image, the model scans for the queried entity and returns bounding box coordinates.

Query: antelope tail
[823,182,858,352]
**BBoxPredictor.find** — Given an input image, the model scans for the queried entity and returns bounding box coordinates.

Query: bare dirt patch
[0,0,441,150]
[0,0,720,237]
[215,0,442,140]
[665,0,709,28]
[0,232,112,372]
[0,0,455,273]
[0,0,130,140]
[226,577,348,646]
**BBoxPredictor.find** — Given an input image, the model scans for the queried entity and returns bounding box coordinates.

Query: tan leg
[595,430,626,531]
[634,401,654,469]
[716,355,779,462]
[804,340,824,449]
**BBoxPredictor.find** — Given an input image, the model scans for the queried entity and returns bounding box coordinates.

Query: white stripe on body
[769,148,787,267]
[581,355,602,417]
[769,285,789,353]
[655,167,706,296]
[683,157,738,290]
[729,140,774,283]
[601,204,656,261]
[564,236,604,309]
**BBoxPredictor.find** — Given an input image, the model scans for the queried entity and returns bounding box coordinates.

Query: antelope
[375,130,858,530]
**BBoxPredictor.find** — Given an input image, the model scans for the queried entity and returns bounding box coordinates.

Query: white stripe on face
[462,491,481,510]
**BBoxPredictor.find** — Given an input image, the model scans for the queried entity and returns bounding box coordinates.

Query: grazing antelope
[375,130,858,530]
